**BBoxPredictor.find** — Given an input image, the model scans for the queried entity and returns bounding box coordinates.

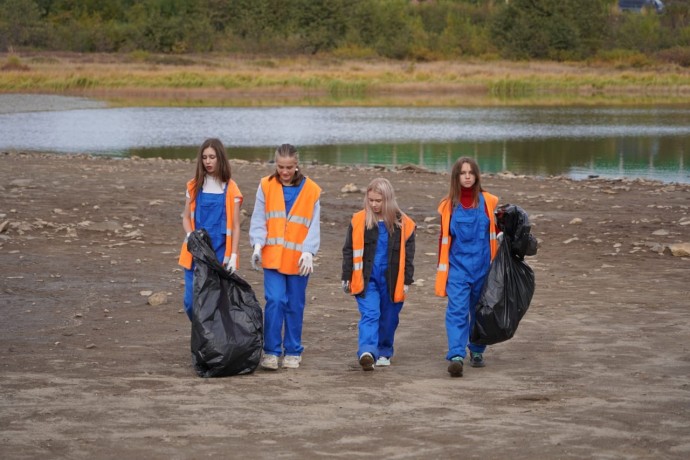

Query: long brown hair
[364,178,402,232]
[192,138,231,200]
[268,143,305,186]
[448,156,482,209]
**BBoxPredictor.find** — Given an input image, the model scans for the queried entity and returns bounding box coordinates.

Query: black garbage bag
[471,235,535,346]
[187,229,263,377]
[495,204,538,260]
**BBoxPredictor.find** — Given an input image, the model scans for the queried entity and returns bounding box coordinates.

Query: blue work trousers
[445,195,490,360]
[183,233,225,321]
[357,266,403,360]
[445,271,487,360]
[183,189,227,321]
[263,268,310,357]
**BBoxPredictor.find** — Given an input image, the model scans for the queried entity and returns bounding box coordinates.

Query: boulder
[665,243,690,257]
[147,291,168,306]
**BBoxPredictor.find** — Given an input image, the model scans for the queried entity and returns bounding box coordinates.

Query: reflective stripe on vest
[260,176,321,275]
[288,215,312,226]
[178,178,242,269]
[434,191,499,297]
[349,211,416,302]
[349,211,367,295]
[265,210,286,219]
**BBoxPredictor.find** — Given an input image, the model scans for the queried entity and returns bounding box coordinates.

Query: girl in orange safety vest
[435,157,500,378]
[342,178,416,371]
[179,138,242,321]
[248,144,321,371]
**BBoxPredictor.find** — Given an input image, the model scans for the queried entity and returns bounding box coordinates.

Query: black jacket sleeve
[404,229,415,286]
[341,223,354,282]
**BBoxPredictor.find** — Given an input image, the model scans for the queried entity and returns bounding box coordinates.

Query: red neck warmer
[460,187,474,208]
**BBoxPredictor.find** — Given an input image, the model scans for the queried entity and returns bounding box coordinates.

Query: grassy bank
[2,52,690,107]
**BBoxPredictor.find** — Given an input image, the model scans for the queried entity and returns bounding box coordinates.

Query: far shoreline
[1,93,687,185]
[2,52,690,108]
[4,150,688,186]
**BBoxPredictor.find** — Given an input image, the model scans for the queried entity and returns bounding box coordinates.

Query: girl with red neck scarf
[435,157,501,377]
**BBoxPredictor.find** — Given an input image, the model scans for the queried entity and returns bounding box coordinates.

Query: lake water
[1,97,688,183]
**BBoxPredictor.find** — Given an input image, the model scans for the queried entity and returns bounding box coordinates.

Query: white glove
[497,232,504,244]
[225,253,237,274]
[251,244,262,271]
[342,280,350,294]
[298,252,313,276]
[404,285,409,294]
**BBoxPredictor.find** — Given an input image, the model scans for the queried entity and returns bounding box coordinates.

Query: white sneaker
[260,354,279,371]
[376,356,391,367]
[282,355,302,369]
[359,352,375,371]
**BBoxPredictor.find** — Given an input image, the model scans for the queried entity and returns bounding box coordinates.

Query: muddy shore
[1,152,689,459]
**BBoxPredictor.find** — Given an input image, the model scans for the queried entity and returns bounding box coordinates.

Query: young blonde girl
[342,178,416,371]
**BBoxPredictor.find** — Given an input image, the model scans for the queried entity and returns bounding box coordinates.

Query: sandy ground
[0,152,689,459]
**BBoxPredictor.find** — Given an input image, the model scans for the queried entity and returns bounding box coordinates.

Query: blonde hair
[364,178,402,232]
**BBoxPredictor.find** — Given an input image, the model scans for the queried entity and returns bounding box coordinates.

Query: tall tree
[0,0,44,49]
[293,0,348,54]
[491,0,609,60]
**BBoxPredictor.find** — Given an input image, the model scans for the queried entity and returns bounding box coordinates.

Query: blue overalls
[183,186,227,320]
[263,179,310,358]
[445,193,490,360]
[356,221,404,360]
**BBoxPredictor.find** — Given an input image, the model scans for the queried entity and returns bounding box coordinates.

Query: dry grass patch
[2,52,690,106]
[2,55,30,71]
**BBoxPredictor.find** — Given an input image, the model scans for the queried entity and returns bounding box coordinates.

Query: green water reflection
[128,137,688,183]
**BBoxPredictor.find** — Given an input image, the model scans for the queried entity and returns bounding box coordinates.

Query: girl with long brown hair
[178,138,242,321]
[435,157,500,377]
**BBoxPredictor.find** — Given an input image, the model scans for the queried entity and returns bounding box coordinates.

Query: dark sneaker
[470,352,485,368]
[359,352,375,371]
[447,357,463,377]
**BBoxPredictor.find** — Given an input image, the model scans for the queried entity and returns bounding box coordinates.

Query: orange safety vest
[349,210,416,303]
[178,178,242,270]
[261,176,321,275]
[434,191,498,297]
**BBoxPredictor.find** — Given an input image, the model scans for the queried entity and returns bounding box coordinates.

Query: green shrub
[328,80,368,98]
[129,50,150,62]
[593,49,653,68]
[1,55,30,71]
[489,79,536,99]
[27,55,60,64]
[253,59,278,68]
[332,45,378,59]
[657,46,690,67]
